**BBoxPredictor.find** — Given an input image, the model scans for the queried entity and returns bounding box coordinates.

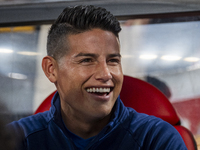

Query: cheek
[110,66,123,94]
[74,66,97,79]
[110,66,123,82]
[60,65,91,80]
[64,66,95,87]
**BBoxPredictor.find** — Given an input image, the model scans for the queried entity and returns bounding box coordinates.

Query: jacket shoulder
[7,111,52,138]
[123,108,187,149]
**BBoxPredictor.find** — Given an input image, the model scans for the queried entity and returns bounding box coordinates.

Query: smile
[86,87,111,93]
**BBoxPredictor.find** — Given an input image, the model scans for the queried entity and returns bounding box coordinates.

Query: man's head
[47,5,121,61]
[42,5,123,127]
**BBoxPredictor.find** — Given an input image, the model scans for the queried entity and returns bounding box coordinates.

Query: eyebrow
[75,53,98,58]
[108,53,121,58]
[75,52,121,58]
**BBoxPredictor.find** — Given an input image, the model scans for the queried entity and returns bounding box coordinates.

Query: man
[7,5,187,150]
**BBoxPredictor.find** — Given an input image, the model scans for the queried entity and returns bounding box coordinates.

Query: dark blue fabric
[7,92,187,150]
[66,127,95,150]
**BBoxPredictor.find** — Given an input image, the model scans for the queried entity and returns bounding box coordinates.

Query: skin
[42,28,123,139]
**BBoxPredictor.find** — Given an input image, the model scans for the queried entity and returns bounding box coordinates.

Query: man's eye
[81,58,93,63]
[108,59,120,63]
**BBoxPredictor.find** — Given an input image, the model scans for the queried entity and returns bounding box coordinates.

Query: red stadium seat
[34,75,197,150]
[120,75,197,150]
[120,75,180,125]
[174,125,197,150]
[34,91,56,114]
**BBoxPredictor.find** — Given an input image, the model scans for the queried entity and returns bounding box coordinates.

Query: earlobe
[42,56,57,83]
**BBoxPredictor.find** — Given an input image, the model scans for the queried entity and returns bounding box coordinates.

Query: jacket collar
[49,92,128,135]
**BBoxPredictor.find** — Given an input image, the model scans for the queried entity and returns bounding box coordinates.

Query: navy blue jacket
[8,92,187,150]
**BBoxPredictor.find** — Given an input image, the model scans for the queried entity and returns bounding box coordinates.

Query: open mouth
[86,87,114,96]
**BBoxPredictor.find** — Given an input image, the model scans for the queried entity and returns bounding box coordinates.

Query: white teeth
[86,87,111,93]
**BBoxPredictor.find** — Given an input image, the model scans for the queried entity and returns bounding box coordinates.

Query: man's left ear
[42,56,58,83]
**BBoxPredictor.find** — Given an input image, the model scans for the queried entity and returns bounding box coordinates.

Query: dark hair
[47,5,121,60]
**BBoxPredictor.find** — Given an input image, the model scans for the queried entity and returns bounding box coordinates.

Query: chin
[92,107,113,120]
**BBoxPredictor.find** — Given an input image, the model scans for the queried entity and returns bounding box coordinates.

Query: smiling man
[44,27,123,139]
[7,5,187,150]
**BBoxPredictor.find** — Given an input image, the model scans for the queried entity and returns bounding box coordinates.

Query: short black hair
[47,5,121,60]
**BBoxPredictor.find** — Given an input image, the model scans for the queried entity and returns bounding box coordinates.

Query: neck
[61,104,112,139]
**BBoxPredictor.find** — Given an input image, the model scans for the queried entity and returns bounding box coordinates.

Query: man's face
[55,28,123,121]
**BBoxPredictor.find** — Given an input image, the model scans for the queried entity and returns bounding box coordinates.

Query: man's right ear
[42,56,58,83]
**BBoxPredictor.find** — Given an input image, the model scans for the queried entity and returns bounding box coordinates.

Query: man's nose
[94,62,112,82]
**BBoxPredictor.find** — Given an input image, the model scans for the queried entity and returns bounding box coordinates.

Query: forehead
[66,29,120,55]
